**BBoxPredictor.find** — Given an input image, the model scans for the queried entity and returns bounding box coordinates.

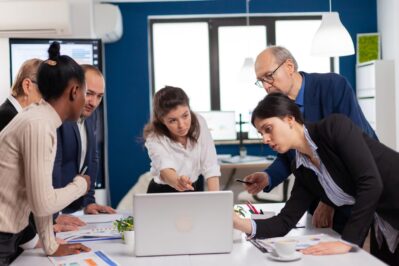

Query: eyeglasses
[255,60,286,88]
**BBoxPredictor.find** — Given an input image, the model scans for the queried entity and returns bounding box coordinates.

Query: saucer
[267,251,303,262]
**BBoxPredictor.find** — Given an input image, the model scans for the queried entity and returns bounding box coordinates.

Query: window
[218,25,266,130]
[150,15,331,138]
[152,22,210,111]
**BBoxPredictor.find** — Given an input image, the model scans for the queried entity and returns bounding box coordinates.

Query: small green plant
[234,206,246,217]
[114,216,134,239]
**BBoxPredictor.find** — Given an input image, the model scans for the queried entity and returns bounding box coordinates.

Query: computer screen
[198,111,237,141]
[9,38,102,84]
[245,111,261,140]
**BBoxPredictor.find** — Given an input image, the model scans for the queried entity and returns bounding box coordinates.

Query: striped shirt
[0,100,87,255]
[295,127,355,207]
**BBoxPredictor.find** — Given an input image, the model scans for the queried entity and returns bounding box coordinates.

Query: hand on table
[84,203,116,214]
[54,214,86,232]
[53,223,80,233]
[301,241,352,255]
[51,243,91,256]
[232,212,252,235]
[56,214,86,227]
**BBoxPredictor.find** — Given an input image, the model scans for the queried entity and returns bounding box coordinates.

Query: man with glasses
[244,46,377,233]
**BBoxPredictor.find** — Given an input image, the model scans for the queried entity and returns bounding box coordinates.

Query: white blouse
[145,113,220,184]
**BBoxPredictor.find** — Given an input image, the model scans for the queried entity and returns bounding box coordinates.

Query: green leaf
[114,216,134,233]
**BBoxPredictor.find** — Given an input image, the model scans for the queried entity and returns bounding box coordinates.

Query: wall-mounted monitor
[9,38,106,191]
[197,111,237,141]
[9,38,102,84]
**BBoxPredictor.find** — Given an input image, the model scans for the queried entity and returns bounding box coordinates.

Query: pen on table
[246,203,254,214]
[80,166,88,175]
[249,239,268,253]
[246,201,259,214]
[248,200,260,214]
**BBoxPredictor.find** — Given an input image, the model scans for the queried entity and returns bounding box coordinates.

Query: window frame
[149,15,332,111]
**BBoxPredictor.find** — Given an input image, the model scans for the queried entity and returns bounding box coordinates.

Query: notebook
[134,191,233,256]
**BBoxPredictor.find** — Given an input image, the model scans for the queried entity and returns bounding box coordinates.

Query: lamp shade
[311,12,354,57]
[238,57,255,83]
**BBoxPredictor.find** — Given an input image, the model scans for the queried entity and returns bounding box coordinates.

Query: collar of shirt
[40,99,62,129]
[163,134,193,152]
[295,126,318,169]
[77,117,85,126]
[295,73,305,111]
[7,95,23,113]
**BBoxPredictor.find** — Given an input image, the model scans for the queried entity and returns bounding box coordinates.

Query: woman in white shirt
[143,86,220,193]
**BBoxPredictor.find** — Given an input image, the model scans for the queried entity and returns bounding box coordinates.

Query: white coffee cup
[274,240,297,258]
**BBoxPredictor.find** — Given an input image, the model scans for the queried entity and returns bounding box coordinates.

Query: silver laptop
[134,191,233,256]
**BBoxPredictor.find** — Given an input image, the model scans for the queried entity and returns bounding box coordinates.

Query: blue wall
[104,0,377,207]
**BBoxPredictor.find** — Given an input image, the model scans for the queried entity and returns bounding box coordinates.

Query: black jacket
[0,99,18,132]
[255,114,399,246]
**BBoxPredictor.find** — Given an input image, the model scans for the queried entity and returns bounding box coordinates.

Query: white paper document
[48,250,119,266]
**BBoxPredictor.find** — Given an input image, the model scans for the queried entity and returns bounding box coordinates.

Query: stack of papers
[78,214,124,224]
[57,223,121,243]
[48,250,119,266]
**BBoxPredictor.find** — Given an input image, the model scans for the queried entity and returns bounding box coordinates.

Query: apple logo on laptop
[175,213,194,233]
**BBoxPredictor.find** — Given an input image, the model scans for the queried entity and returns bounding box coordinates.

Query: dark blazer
[52,112,99,213]
[265,72,377,191]
[0,99,18,132]
[255,114,399,246]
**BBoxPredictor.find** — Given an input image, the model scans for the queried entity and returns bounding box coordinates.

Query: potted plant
[113,216,134,243]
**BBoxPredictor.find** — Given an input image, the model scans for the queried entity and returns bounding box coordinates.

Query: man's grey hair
[268,46,298,71]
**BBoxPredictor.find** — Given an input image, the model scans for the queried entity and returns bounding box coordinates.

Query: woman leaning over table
[0,42,91,265]
[143,86,220,193]
[234,92,399,266]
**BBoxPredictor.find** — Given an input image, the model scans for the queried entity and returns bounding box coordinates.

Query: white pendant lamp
[311,0,354,57]
[238,0,255,83]
[238,57,255,83]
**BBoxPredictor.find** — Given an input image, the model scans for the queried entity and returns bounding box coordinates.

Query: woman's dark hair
[143,86,200,143]
[37,41,84,101]
[251,92,304,126]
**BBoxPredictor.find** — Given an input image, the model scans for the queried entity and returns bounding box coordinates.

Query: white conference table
[12,203,386,266]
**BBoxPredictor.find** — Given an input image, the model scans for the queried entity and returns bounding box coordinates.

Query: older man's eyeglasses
[255,60,286,88]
